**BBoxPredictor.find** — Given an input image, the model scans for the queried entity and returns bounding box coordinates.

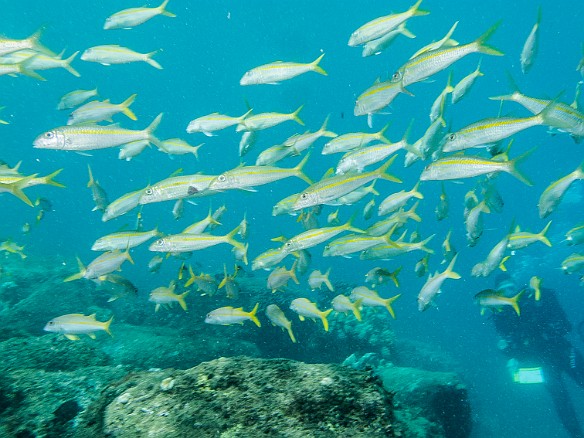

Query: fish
[0,240,27,259]
[429,73,454,123]
[441,230,457,265]
[240,53,327,85]
[349,286,400,318]
[354,78,407,119]
[378,181,423,216]
[182,208,221,234]
[363,198,376,220]
[289,298,333,331]
[185,266,219,295]
[233,242,249,266]
[417,254,460,311]
[364,266,401,288]
[98,274,138,302]
[57,88,99,110]
[474,289,523,316]
[87,165,109,212]
[293,249,312,275]
[520,7,541,74]
[465,200,490,247]
[360,233,434,260]
[291,157,401,211]
[329,181,380,206]
[255,144,293,166]
[236,106,304,131]
[209,153,311,191]
[323,229,397,258]
[159,138,203,158]
[64,250,134,282]
[187,109,252,136]
[566,223,584,246]
[24,50,80,77]
[322,123,391,155]
[119,139,150,161]
[420,149,533,186]
[0,61,45,81]
[92,228,159,251]
[538,162,584,218]
[348,0,429,47]
[335,135,407,174]
[149,226,244,253]
[148,255,164,272]
[529,276,542,301]
[451,59,484,104]
[282,115,337,155]
[33,113,163,151]
[435,182,449,220]
[331,295,362,321]
[81,45,162,69]
[265,304,296,343]
[139,173,216,204]
[68,94,137,125]
[365,202,421,236]
[282,216,363,253]
[308,268,334,291]
[0,175,36,207]
[507,222,552,251]
[218,264,240,299]
[149,281,189,312]
[252,247,289,271]
[0,28,53,57]
[472,234,509,277]
[239,130,258,157]
[267,261,299,293]
[102,187,144,221]
[362,22,416,57]
[205,303,261,327]
[415,254,430,277]
[410,21,459,58]
[44,313,113,341]
[561,253,584,274]
[104,0,176,30]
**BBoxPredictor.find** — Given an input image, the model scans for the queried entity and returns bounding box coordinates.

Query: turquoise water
[1,0,584,436]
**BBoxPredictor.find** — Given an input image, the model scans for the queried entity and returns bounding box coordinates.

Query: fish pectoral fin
[298,315,305,321]
[64,334,80,341]
[88,333,97,339]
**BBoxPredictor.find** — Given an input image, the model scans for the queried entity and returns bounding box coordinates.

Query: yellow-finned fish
[139,173,216,205]
[561,253,584,274]
[474,289,523,316]
[236,106,304,131]
[538,162,584,218]
[335,134,407,174]
[435,182,449,221]
[24,50,80,77]
[240,53,327,85]
[104,0,175,30]
[282,115,337,155]
[348,0,429,47]
[354,78,408,119]
[182,207,221,234]
[92,228,159,251]
[81,45,162,69]
[417,254,460,311]
[102,187,144,221]
[265,304,296,343]
[87,165,109,212]
[289,298,333,331]
[520,7,541,74]
[323,229,397,258]
[57,88,98,110]
[149,281,189,312]
[364,266,401,288]
[0,28,52,57]
[218,264,240,299]
[33,113,163,151]
[322,123,391,155]
[267,260,299,293]
[282,215,362,253]
[349,286,400,318]
[507,222,552,251]
[360,233,434,260]
[68,94,137,125]
[566,223,584,246]
[64,250,134,282]
[465,200,490,247]
[451,59,484,104]
[411,21,459,59]
[187,109,252,136]
[331,295,362,321]
[44,313,113,341]
[362,22,416,58]
[159,138,203,158]
[205,303,261,327]
[472,234,509,277]
[119,139,150,161]
[378,181,423,216]
[149,226,244,254]
[420,150,533,186]
[0,240,27,259]
[529,276,542,301]
[308,268,334,291]
[251,247,289,271]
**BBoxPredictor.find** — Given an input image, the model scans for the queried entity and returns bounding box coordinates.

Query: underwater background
[1,0,584,437]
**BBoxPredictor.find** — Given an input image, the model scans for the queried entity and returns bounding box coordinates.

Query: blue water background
[1,1,583,436]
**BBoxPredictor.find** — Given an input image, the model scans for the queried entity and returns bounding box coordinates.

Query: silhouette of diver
[491,277,584,438]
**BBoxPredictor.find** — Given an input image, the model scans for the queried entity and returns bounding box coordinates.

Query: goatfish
[0,28,53,57]
[252,247,289,271]
[322,123,391,155]
[149,227,244,253]
[64,250,134,282]
[33,113,163,151]
[360,234,434,260]
[417,254,460,311]
[435,183,449,220]
[420,149,533,186]
[451,59,484,104]
[68,94,137,125]
[240,53,327,85]
[57,88,98,110]
[185,266,219,295]
[23,50,79,77]
[331,295,362,321]
[236,105,304,131]
[561,253,584,274]
[364,266,401,288]
[0,240,27,259]
[348,0,429,47]
[0,169,64,189]
[87,165,109,212]
[139,173,216,204]
[104,0,175,30]
[159,138,203,158]
[378,182,423,216]
[289,298,333,331]
[529,276,542,301]
[308,268,334,291]
[81,45,162,69]
[265,304,296,343]
[354,78,406,119]
[507,222,552,251]
[205,303,261,327]
[291,156,401,211]
[102,187,144,221]
[218,264,240,299]
[349,286,400,318]
[267,261,299,293]
[335,135,407,175]
[472,234,509,277]
[0,176,36,206]
[323,229,398,258]
[282,115,337,155]
[411,21,459,58]
[566,223,584,246]
[520,7,541,74]
[282,217,362,253]
[474,289,523,316]
[149,281,189,312]
[92,228,159,251]
[209,153,311,191]
[119,139,150,161]
[182,208,221,234]
[187,109,252,136]
[362,22,416,57]
[44,313,113,341]
[538,162,584,218]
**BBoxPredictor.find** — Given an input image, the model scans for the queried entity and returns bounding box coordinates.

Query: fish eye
[218,175,226,182]
[145,188,153,196]
[300,193,308,199]
[391,72,401,81]
[48,321,54,325]
[44,132,54,139]
[156,239,165,246]
[285,242,292,247]
[448,133,456,141]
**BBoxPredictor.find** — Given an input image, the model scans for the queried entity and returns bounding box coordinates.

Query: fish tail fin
[474,21,504,56]
[287,326,297,343]
[238,108,254,122]
[17,62,45,81]
[62,51,80,77]
[64,256,86,282]
[377,155,402,183]
[444,253,461,279]
[293,152,313,184]
[535,6,542,25]
[311,53,327,76]
[124,248,135,265]
[489,72,522,101]
[538,220,552,247]
[103,315,114,336]
[159,0,176,17]
[319,114,337,137]
[377,121,392,143]
[352,299,363,321]
[506,147,535,186]
[510,290,524,316]
[288,260,300,285]
[225,226,245,252]
[390,266,402,287]
[27,26,53,56]
[407,200,422,222]
[185,265,195,287]
[178,291,189,311]
[145,51,163,70]
[41,168,65,188]
[323,267,334,292]
[411,181,424,199]
[291,105,305,126]
[87,164,95,188]
[499,255,510,272]
[218,264,228,289]
[418,233,435,254]
[384,294,401,319]
[121,94,138,121]
[410,0,430,16]
[321,309,333,331]
[0,176,35,207]
[146,113,164,148]
[249,303,261,327]
[398,22,416,39]
[343,211,364,234]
